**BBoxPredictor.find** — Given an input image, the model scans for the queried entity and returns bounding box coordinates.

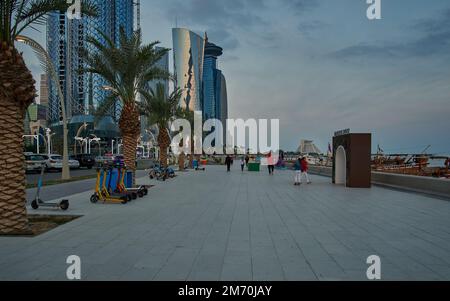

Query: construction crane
[133,0,141,30]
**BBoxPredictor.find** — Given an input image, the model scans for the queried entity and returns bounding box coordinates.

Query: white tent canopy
[297,140,322,154]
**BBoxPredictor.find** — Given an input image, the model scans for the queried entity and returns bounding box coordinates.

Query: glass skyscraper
[202,38,228,126]
[172,28,205,112]
[47,0,134,124]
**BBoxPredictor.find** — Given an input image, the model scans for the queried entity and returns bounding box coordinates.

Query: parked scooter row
[90,163,149,205]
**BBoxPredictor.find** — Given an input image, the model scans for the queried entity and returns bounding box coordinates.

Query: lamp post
[45,128,54,155]
[89,137,101,154]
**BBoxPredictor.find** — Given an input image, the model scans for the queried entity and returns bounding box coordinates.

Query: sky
[20,0,450,154]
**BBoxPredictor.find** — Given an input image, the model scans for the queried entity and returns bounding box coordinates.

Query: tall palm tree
[0,0,96,235]
[139,83,183,168]
[81,28,169,181]
[178,107,196,168]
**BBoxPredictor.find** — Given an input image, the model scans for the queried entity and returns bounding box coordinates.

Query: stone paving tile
[1,166,450,281]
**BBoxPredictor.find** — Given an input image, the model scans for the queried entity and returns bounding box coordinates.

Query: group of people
[294,157,311,185]
[225,154,312,185]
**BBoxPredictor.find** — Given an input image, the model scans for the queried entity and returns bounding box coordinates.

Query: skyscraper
[172,28,205,112]
[202,37,228,127]
[202,35,228,148]
[47,0,134,124]
[39,74,49,107]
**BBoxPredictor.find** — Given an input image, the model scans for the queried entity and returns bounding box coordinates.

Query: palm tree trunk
[158,128,170,168]
[0,43,36,235]
[179,152,185,171]
[119,102,140,186]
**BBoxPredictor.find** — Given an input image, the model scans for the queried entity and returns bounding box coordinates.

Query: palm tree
[81,28,169,181]
[178,107,196,168]
[0,0,96,235]
[139,83,183,168]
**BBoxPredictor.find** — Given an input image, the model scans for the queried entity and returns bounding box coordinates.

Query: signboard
[334,129,350,137]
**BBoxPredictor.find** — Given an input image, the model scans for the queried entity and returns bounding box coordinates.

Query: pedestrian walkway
[1,165,450,281]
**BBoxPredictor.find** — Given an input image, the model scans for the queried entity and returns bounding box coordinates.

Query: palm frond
[1,0,98,43]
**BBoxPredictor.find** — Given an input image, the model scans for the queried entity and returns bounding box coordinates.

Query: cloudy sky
[21,0,450,154]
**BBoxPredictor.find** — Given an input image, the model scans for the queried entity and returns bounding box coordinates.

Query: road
[26,168,97,184]
[26,170,148,203]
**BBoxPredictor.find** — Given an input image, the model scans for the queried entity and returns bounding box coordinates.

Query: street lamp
[89,137,101,154]
[45,128,56,155]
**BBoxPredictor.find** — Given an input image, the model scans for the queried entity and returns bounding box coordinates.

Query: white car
[43,154,80,171]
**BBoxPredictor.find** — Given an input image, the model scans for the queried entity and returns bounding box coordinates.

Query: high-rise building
[202,35,228,148]
[172,28,205,112]
[47,0,134,124]
[202,37,228,127]
[39,74,49,107]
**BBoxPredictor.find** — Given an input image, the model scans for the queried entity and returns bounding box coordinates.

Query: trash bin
[248,163,260,172]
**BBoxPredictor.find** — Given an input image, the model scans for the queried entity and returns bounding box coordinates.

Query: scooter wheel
[131,193,138,200]
[60,200,69,211]
[90,195,99,204]
[121,197,128,204]
[138,191,144,198]
[143,188,148,196]
[31,200,39,210]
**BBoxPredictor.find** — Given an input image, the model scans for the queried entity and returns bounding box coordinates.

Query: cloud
[206,28,240,50]
[281,0,318,15]
[330,8,450,60]
[297,20,329,36]
[161,0,272,53]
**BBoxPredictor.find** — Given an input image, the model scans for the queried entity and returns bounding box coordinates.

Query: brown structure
[333,133,372,188]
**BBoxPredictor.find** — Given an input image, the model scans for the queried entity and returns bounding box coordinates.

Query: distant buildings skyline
[46,0,134,124]
[172,27,229,126]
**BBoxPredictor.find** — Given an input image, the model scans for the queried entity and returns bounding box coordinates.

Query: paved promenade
[1,165,450,281]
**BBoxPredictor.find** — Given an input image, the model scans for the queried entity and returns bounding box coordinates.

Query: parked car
[24,154,46,173]
[95,156,114,166]
[72,154,96,169]
[43,154,80,171]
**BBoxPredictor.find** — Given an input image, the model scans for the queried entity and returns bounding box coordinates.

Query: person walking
[294,157,302,185]
[240,157,245,172]
[245,155,250,167]
[267,152,275,175]
[300,157,311,184]
[225,155,232,172]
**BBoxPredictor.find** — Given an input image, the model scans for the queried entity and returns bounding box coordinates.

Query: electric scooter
[30,163,69,211]
[116,164,149,198]
[114,164,138,200]
[90,166,128,204]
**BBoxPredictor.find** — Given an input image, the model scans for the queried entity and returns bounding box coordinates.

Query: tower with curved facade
[172,28,205,112]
